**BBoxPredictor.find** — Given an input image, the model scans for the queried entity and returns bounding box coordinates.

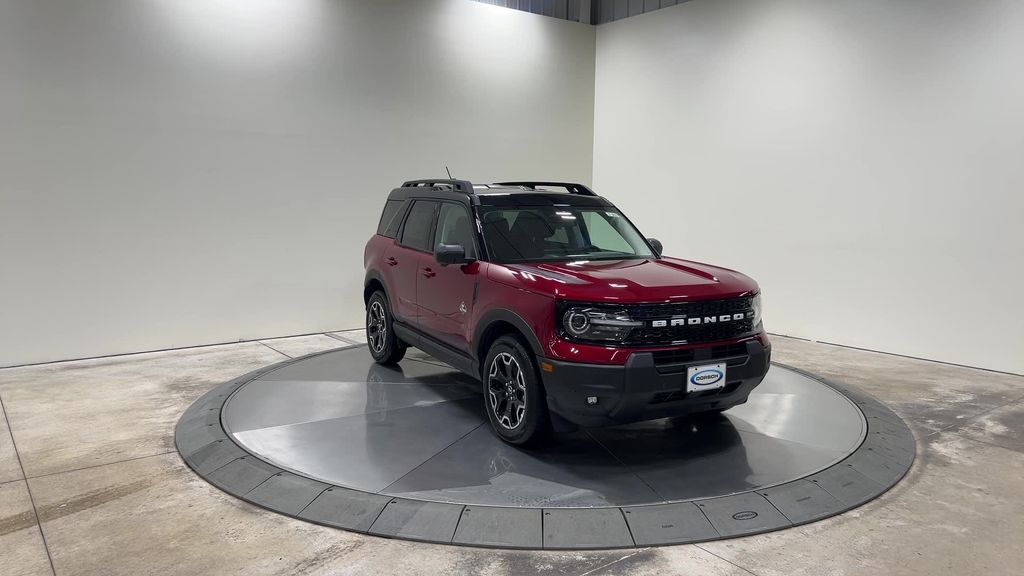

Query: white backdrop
[594,0,1024,373]
[0,0,595,366]
[3,0,1020,374]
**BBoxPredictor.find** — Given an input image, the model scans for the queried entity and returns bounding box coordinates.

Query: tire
[366,291,406,365]
[482,335,550,445]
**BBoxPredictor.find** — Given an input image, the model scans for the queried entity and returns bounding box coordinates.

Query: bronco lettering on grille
[650,313,749,328]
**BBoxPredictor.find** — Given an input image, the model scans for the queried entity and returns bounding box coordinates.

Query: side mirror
[435,243,473,266]
[647,238,663,257]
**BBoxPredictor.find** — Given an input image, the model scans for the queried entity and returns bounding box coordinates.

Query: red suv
[364,179,770,445]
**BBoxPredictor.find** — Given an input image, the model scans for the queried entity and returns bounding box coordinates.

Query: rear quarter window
[398,200,438,252]
[377,200,407,238]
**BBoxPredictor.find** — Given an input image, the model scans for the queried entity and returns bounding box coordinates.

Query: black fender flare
[472,308,545,361]
[363,269,389,306]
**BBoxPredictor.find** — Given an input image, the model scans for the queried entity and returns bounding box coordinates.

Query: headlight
[751,293,763,327]
[560,305,642,342]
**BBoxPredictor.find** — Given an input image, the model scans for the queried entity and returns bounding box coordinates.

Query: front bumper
[540,339,771,427]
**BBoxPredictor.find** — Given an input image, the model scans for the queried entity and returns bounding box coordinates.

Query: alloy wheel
[367,301,387,353]
[487,352,528,430]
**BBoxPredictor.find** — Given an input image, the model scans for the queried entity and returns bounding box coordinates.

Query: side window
[399,200,438,252]
[433,203,477,259]
[377,200,406,238]
[582,211,635,254]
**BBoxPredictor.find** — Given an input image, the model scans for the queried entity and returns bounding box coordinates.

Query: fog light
[586,396,598,405]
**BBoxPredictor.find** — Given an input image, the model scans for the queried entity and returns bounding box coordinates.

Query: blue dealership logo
[690,369,724,387]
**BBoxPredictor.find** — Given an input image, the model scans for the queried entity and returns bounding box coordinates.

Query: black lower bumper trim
[541,340,771,427]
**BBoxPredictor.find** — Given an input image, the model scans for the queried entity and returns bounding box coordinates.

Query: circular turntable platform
[176,344,914,549]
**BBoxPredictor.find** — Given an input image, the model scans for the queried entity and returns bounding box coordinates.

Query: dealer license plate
[686,363,727,393]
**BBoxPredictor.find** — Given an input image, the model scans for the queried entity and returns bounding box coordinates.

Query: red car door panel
[418,261,480,353]
[389,199,439,326]
[417,202,481,353]
[383,243,423,324]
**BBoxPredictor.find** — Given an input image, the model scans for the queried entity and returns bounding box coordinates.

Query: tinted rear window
[377,200,406,238]
[399,200,438,252]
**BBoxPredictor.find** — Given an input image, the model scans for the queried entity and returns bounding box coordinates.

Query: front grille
[623,297,755,346]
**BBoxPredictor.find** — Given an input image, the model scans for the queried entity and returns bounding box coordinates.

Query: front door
[417,202,481,353]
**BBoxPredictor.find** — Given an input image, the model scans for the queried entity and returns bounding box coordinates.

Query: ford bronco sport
[364,179,770,445]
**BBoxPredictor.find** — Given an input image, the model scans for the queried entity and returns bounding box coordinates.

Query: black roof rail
[401,179,474,194]
[494,181,597,196]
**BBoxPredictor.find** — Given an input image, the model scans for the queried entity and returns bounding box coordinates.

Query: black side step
[392,320,479,379]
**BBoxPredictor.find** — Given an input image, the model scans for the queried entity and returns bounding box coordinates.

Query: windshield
[479,206,655,263]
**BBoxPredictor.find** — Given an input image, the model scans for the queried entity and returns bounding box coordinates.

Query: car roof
[473,186,613,207]
[386,182,613,208]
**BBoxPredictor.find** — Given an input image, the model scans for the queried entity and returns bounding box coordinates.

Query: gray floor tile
[368,498,464,543]
[258,335,348,359]
[958,402,1024,453]
[298,487,391,533]
[184,439,245,475]
[861,430,916,467]
[622,502,719,545]
[175,418,228,457]
[452,506,543,548]
[0,480,51,576]
[759,480,843,524]
[806,463,884,507]
[244,471,330,515]
[843,448,909,487]
[0,341,282,477]
[695,492,791,537]
[542,508,634,549]
[206,456,280,495]
[328,330,368,345]
[0,409,23,483]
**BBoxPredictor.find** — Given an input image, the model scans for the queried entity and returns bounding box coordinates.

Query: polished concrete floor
[1,330,1022,575]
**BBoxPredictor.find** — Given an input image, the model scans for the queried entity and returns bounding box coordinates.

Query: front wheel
[366,291,406,365]
[482,336,550,446]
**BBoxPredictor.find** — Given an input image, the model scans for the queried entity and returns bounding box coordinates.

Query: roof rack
[494,181,597,196]
[401,179,474,194]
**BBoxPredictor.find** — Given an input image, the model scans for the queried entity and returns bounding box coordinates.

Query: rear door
[417,202,481,353]
[385,199,438,325]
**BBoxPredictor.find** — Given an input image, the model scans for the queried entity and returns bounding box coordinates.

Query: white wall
[594,0,1024,373]
[0,0,595,366]
[4,0,1020,374]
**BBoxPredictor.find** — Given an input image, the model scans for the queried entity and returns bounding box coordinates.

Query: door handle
[386,257,398,267]
[421,268,436,278]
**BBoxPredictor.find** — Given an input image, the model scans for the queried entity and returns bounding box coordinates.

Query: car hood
[491,257,759,303]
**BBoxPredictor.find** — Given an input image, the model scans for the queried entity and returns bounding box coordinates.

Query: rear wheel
[482,336,549,445]
[366,291,406,365]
